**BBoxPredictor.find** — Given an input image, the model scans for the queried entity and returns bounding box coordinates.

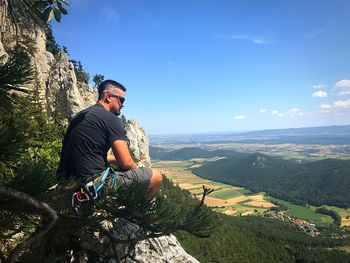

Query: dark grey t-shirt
[57,104,126,181]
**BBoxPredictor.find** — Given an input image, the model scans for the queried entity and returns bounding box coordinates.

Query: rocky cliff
[0,0,96,119]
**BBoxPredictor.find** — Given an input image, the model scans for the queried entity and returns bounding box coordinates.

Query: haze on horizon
[52,0,350,135]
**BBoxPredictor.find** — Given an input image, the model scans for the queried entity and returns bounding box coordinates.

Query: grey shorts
[116,167,153,187]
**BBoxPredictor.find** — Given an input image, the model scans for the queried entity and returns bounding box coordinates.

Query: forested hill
[192,153,350,208]
[149,146,246,160]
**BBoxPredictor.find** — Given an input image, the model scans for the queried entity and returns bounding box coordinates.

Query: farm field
[153,159,276,216]
[322,205,350,227]
[152,159,349,227]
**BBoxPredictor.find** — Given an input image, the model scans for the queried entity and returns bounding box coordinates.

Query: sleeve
[106,115,126,143]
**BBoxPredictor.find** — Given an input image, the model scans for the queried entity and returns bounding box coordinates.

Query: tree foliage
[7,0,69,29]
[177,212,350,263]
[69,60,90,84]
[45,25,61,57]
[92,73,104,87]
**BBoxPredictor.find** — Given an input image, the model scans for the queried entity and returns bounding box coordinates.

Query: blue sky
[52,0,350,135]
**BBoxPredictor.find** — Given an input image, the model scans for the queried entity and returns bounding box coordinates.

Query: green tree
[7,0,69,27]
[70,60,90,84]
[92,73,105,87]
[0,48,33,176]
[45,25,61,57]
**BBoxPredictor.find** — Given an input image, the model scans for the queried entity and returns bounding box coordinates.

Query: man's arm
[108,139,137,170]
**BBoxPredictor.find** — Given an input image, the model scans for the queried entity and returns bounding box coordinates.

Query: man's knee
[151,169,163,186]
[149,169,163,192]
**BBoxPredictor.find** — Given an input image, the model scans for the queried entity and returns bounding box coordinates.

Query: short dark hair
[98,79,126,100]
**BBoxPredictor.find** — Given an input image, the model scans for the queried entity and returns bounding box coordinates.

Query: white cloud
[271,110,279,115]
[339,90,350,96]
[312,90,327,98]
[228,35,268,45]
[287,108,304,116]
[312,84,327,89]
[333,99,350,109]
[287,108,301,114]
[277,113,285,117]
[252,38,266,44]
[259,109,268,113]
[100,6,120,23]
[334,79,350,88]
[306,27,327,39]
[320,104,332,110]
[234,115,245,120]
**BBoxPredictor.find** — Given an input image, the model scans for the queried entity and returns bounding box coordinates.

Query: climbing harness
[71,166,118,213]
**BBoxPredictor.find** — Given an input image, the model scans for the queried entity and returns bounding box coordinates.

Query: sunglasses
[109,94,125,104]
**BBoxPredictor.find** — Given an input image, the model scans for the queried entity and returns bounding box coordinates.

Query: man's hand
[110,140,137,170]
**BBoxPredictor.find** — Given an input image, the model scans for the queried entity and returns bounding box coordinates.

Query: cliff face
[123,119,152,168]
[0,0,96,119]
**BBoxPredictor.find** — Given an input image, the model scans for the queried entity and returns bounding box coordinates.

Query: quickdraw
[71,166,118,213]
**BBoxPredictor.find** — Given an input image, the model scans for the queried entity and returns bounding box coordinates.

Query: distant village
[267,212,320,237]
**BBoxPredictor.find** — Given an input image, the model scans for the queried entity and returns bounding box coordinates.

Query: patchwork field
[152,159,350,227]
[153,159,276,216]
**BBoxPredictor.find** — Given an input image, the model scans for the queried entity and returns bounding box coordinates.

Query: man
[57,79,162,194]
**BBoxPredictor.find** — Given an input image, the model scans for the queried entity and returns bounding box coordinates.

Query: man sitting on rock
[56,79,163,197]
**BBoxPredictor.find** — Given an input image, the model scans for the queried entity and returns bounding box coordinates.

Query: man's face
[107,88,125,116]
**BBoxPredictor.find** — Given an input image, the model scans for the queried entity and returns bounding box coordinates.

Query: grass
[322,205,350,227]
[202,181,228,187]
[237,188,253,195]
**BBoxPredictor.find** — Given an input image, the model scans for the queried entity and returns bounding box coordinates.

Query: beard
[114,109,121,116]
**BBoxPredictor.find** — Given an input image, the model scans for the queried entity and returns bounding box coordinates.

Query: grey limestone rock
[96,218,200,263]
[122,118,152,168]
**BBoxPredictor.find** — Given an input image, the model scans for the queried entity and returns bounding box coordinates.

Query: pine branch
[0,185,58,263]
[0,50,33,89]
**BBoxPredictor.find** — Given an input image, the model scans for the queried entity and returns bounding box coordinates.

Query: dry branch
[0,185,58,263]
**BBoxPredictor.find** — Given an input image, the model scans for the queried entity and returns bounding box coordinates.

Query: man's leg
[148,169,163,196]
[117,167,163,196]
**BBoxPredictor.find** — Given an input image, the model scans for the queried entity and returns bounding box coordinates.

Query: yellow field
[341,219,350,227]
[338,209,350,227]
[247,201,275,208]
[204,197,230,207]
[223,209,236,215]
[323,206,350,228]
[225,196,250,205]
[242,211,254,216]
[248,194,265,201]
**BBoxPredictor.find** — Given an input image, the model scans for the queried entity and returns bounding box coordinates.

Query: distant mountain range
[236,124,350,137]
[150,124,350,145]
[192,153,350,208]
[149,146,246,160]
